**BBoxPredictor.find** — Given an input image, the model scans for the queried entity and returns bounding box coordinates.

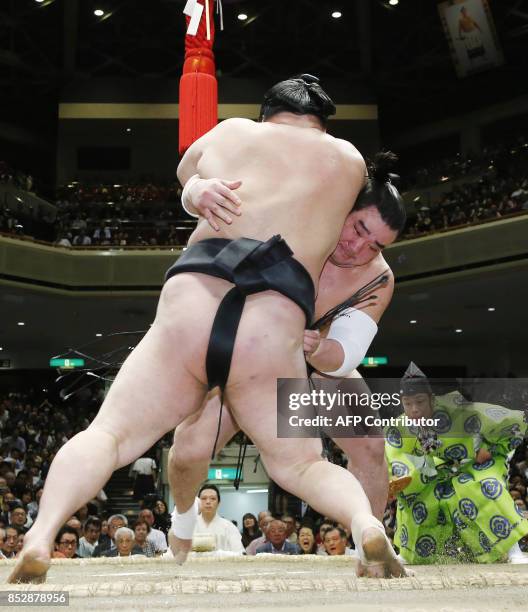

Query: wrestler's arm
[306,272,394,373]
[177,118,249,184]
[177,119,249,224]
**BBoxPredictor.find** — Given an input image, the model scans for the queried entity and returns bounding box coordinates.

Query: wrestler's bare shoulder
[210,117,258,135]
[353,255,394,323]
[371,253,394,283]
[220,117,257,128]
[350,253,394,294]
[332,136,366,165]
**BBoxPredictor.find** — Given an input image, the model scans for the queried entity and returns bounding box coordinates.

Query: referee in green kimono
[385,363,528,564]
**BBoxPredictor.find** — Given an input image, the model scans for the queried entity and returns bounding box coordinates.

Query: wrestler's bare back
[182,117,366,286]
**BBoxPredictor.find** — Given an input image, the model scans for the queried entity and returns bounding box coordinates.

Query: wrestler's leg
[167,389,239,560]
[9,273,225,583]
[312,371,389,521]
[226,294,405,578]
[333,437,388,521]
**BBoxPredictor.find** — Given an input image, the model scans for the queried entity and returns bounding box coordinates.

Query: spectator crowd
[2,134,528,249]
[1,384,527,561]
[406,137,528,237]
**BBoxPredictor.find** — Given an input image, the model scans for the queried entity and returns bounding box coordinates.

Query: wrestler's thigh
[172,389,240,462]
[226,294,321,474]
[155,272,236,382]
[92,274,228,464]
[228,376,323,477]
[227,290,306,385]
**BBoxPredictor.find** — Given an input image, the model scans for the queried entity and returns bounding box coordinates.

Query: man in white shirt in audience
[193,485,244,553]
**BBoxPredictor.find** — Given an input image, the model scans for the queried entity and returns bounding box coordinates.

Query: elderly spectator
[3,526,19,558]
[9,504,31,534]
[281,513,298,544]
[192,484,244,553]
[137,508,167,552]
[298,525,318,554]
[102,527,144,557]
[77,517,102,558]
[246,512,273,555]
[133,519,158,557]
[315,520,336,553]
[241,513,261,548]
[255,520,299,555]
[92,514,127,557]
[54,526,79,559]
[320,527,355,556]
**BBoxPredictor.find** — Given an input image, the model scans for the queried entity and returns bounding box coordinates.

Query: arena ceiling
[1,0,528,136]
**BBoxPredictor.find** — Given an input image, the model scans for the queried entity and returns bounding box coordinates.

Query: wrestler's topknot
[259,74,336,127]
[369,151,400,186]
[355,150,407,235]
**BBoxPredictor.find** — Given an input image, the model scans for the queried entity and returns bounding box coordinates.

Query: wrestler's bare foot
[168,531,192,565]
[7,543,51,584]
[357,527,407,578]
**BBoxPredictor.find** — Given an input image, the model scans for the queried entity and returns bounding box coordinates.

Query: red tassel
[179,52,218,155]
[179,1,218,155]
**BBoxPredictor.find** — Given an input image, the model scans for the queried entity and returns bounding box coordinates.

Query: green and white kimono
[385,391,528,564]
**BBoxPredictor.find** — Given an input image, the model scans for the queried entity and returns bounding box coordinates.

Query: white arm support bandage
[321,307,378,377]
[181,174,201,218]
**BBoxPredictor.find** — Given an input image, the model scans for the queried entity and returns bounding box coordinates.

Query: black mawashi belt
[165,235,315,392]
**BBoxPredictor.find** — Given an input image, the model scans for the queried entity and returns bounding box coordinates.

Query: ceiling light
[95,333,103,337]
[35,0,45,3]
[331,11,342,19]
[487,307,496,312]
[17,322,25,326]
[389,0,399,5]
[247,489,268,494]
[237,13,248,21]
[455,329,463,333]
[410,320,417,324]
[126,128,132,133]
[94,9,105,17]
[0,347,3,351]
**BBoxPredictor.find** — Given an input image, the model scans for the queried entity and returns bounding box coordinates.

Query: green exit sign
[361,356,388,367]
[49,358,85,369]
[207,467,240,481]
